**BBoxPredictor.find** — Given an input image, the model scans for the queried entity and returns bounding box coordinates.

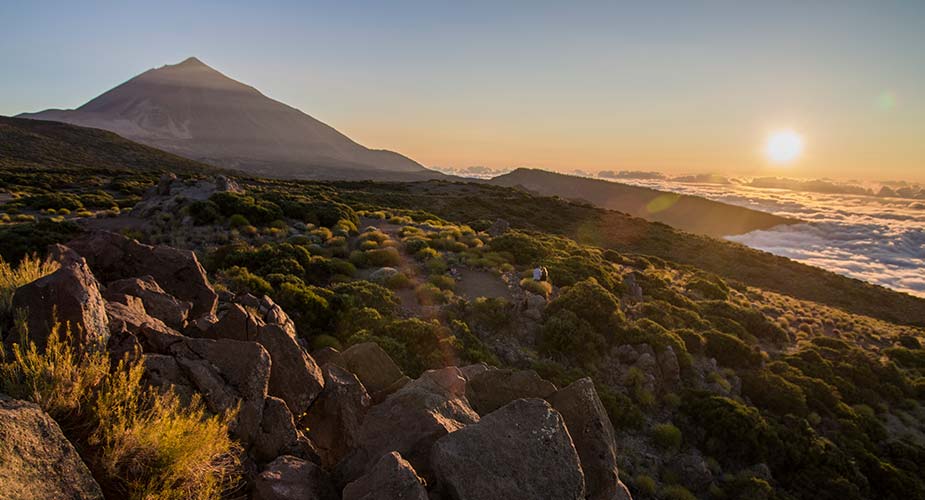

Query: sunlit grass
[0,324,241,499]
[0,253,59,320]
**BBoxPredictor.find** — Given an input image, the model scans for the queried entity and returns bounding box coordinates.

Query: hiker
[533,266,543,281]
[540,266,549,282]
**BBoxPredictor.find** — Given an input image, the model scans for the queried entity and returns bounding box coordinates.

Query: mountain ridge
[488,168,798,237]
[18,57,444,181]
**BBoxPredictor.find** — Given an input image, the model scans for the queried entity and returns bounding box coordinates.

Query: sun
[764,129,804,164]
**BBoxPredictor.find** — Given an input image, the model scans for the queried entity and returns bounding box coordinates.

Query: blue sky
[2,1,923,180]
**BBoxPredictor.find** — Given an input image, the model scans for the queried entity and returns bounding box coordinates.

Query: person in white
[533,266,542,281]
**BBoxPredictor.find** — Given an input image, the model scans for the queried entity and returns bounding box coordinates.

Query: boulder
[666,453,713,493]
[487,219,510,237]
[10,248,109,349]
[260,295,297,338]
[342,451,428,500]
[257,324,324,416]
[341,342,406,401]
[136,330,270,447]
[67,231,217,317]
[105,294,172,337]
[312,347,345,368]
[657,346,681,389]
[430,398,585,500]
[368,267,399,284]
[0,394,103,500]
[253,396,301,464]
[523,292,547,321]
[253,455,337,500]
[338,367,478,483]
[203,303,263,341]
[305,364,371,468]
[549,378,631,500]
[156,172,176,195]
[105,275,192,329]
[466,368,557,416]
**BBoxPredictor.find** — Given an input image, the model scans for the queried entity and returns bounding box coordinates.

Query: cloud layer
[620,179,925,298]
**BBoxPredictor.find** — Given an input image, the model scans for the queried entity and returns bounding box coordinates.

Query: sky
[1,1,923,182]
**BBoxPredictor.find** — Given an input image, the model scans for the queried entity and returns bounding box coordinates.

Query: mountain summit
[19,57,437,180]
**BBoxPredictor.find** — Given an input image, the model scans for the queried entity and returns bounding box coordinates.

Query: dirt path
[454,268,513,301]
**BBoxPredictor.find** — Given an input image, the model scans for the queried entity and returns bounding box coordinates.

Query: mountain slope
[18,57,442,181]
[489,168,797,237]
[0,115,214,175]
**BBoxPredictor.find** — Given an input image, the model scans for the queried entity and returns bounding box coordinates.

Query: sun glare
[764,130,804,164]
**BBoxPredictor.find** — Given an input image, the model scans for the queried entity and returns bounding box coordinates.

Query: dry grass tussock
[0,253,59,319]
[0,323,241,499]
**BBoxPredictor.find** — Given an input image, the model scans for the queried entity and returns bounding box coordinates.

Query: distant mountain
[19,57,442,181]
[489,168,797,237]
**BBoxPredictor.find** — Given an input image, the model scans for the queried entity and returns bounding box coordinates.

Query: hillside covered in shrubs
[1,118,924,499]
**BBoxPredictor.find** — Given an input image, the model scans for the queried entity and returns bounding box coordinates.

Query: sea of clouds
[616,178,925,298]
[436,166,925,297]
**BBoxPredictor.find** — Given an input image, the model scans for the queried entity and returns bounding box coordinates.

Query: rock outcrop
[67,231,217,317]
[342,451,428,500]
[430,398,585,500]
[305,364,371,468]
[253,455,337,500]
[340,342,409,402]
[337,367,478,483]
[550,378,631,500]
[104,275,192,329]
[0,394,103,500]
[465,367,557,416]
[257,324,324,416]
[10,246,109,349]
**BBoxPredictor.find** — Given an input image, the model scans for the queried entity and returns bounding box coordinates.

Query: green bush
[275,282,334,336]
[539,309,605,367]
[703,330,762,369]
[659,485,696,500]
[365,247,402,267]
[545,278,624,336]
[652,423,683,451]
[681,394,775,464]
[217,266,273,297]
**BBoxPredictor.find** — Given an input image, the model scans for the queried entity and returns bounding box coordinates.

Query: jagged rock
[523,292,547,321]
[342,451,428,500]
[487,218,510,237]
[666,453,713,492]
[613,344,639,364]
[10,248,109,349]
[657,346,681,389]
[460,362,489,380]
[253,455,337,500]
[0,394,103,500]
[305,364,371,468]
[257,324,324,416]
[549,378,631,500]
[430,398,585,500]
[105,275,192,329]
[368,267,399,284]
[260,295,297,338]
[337,367,479,483]
[156,172,177,195]
[105,294,172,337]
[341,342,406,402]
[312,347,345,367]
[253,396,300,464]
[136,330,270,447]
[67,231,217,317]
[203,303,264,341]
[466,368,557,416]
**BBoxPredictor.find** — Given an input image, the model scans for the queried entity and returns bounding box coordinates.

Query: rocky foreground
[1,231,632,500]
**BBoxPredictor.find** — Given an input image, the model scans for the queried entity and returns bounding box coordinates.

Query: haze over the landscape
[2,1,924,182]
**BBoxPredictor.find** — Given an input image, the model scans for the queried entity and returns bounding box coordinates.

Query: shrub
[383,272,413,290]
[276,282,334,335]
[310,334,342,351]
[428,274,456,291]
[415,247,439,262]
[703,330,762,369]
[633,475,657,496]
[488,232,547,265]
[0,219,81,263]
[1,325,240,498]
[740,369,808,416]
[681,394,775,464]
[415,283,453,306]
[545,278,624,336]
[539,309,605,367]
[659,485,696,500]
[424,256,448,274]
[187,200,221,225]
[685,277,729,300]
[216,266,272,297]
[365,247,402,267]
[1,253,60,321]
[520,278,552,297]
[228,214,250,228]
[652,423,683,452]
